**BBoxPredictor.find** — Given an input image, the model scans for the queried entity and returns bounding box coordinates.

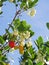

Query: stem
[34,41,39,50]
[2,48,10,55]
[7,10,21,30]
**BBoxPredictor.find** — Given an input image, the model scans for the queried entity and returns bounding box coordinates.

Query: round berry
[9,41,15,48]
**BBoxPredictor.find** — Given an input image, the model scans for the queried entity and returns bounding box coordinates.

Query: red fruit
[9,41,15,48]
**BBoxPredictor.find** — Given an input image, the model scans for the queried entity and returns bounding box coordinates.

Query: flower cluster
[7,30,32,54]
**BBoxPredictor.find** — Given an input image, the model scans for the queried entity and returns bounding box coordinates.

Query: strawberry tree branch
[0,10,21,53]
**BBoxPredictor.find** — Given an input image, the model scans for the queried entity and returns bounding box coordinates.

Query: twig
[2,48,10,55]
[34,41,39,49]
[7,10,21,30]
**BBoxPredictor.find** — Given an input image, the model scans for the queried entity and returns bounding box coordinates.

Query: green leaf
[25,59,33,65]
[46,47,49,55]
[0,11,3,15]
[0,50,2,54]
[34,0,38,4]
[0,1,3,7]
[28,47,36,60]
[46,22,49,29]
[0,36,5,44]
[36,36,43,48]
[45,55,49,61]
[28,1,34,8]
[44,41,49,47]
[28,46,34,54]
[0,55,7,63]
[29,30,34,37]
[36,62,43,65]
[5,29,10,36]
[28,59,33,65]
[17,20,31,32]
[4,46,10,50]
[41,45,46,54]
[5,29,14,40]
[2,55,7,62]
[3,34,7,40]
[20,0,38,9]
[9,24,14,31]
[20,2,26,9]
[13,18,20,29]
[23,50,29,59]
[28,0,38,8]
[13,19,31,32]
[0,0,7,7]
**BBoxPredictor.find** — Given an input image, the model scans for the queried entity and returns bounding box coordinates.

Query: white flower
[22,33,26,37]
[20,36,25,41]
[20,41,25,46]
[19,31,30,41]
[13,30,18,36]
[27,41,32,47]
[25,31,30,39]
[27,8,36,17]
[19,33,25,41]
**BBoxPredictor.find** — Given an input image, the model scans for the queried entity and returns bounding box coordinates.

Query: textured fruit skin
[19,45,24,54]
[9,41,15,48]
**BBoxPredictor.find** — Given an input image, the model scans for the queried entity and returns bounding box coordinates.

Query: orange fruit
[19,45,24,54]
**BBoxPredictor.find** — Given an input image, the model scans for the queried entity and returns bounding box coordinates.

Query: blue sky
[0,0,49,65]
